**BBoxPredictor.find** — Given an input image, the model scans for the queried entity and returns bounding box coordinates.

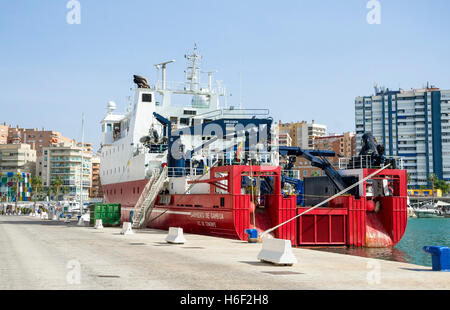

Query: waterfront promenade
[0,216,448,290]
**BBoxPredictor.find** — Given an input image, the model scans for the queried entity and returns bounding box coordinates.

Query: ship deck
[0,215,447,290]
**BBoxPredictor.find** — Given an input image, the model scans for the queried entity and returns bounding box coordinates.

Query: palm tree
[61,186,70,200]
[44,186,52,201]
[51,176,64,201]
[31,176,43,212]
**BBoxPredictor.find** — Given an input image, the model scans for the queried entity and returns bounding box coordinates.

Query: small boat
[436,201,450,218]
[407,206,417,218]
[413,202,444,218]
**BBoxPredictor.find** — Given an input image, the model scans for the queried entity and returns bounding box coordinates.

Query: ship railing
[190,108,270,121]
[281,170,301,179]
[167,167,207,178]
[168,152,276,178]
[202,151,275,166]
[339,155,404,170]
[154,80,227,96]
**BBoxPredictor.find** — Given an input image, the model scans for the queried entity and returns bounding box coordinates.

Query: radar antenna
[154,60,175,90]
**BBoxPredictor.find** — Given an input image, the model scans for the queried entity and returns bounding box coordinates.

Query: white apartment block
[355,85,450,187]
[279,121,327,149]
[37,144,92,201]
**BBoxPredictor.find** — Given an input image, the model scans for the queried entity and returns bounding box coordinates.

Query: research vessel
[100,46,408,248]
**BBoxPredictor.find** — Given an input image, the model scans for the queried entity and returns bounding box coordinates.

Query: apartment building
[0,144,36,175]
[355,85,450,186]
[38,144,92,201]
[0,144,36,202]
[279,120,327,149]
[90,155,104,199]
[314,132,356,162]
[0,123,8,144]
[278,132,293,147]
[6,125,74,155]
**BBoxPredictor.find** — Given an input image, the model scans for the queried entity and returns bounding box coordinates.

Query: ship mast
[185,43,202,92]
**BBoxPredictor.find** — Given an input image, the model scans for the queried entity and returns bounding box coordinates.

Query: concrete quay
[0,215,448,290]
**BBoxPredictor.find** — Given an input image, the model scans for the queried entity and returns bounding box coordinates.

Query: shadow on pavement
[399,267,433,272]
[0,217,77,227]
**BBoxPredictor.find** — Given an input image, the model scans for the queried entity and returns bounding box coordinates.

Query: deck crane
[279,146,350,192]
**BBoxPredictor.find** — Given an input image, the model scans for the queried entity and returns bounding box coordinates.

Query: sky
[1,0,449,150]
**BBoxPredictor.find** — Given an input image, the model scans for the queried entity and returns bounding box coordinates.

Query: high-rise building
[355,85,450,187]
[37,144,92,201]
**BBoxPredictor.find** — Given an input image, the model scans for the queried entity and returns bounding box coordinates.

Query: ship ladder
[131,166,168,229]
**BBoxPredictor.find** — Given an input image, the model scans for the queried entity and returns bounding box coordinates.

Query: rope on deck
[260,164,391,239]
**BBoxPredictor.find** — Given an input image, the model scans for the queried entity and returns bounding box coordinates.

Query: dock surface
[0,216,448,290]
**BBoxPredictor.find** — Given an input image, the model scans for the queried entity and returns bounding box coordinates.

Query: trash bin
[244,229,259,243]
[423,246,450,272]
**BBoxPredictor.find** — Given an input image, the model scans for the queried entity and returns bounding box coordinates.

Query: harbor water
[316,218,450,267]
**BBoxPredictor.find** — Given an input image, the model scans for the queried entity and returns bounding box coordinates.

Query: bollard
[120,222,133,235]
[77,214,90,227]
[257,238,297,266]
[166,227,186,244]
[423,246,450,272]
[94,219,104,230]
[244,229,259,243]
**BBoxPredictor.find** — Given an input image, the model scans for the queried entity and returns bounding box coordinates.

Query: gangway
[131,166,168,229]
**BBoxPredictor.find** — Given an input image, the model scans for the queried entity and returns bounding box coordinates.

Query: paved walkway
[0,216,448,290]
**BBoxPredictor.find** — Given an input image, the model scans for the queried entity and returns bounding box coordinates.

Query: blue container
[130,210,134,224]
[244,229,259,243]
[423,246,450,272]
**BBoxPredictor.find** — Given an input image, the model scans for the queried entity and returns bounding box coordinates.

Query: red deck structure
[121,165,408,248]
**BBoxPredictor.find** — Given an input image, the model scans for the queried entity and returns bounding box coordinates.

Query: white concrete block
[94,219,104,230]
[257,238,297,266]
[77,214,90,226]
[120,222,133,235]
[166,227,186,244]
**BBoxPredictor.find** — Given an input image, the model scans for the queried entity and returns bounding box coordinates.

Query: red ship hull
[111,166,408,248]
[103,179,150,209]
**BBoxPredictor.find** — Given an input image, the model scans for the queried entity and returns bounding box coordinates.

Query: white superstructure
[100,45,269,187]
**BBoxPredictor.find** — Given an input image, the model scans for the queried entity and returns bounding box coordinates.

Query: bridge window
[142,94,152,102]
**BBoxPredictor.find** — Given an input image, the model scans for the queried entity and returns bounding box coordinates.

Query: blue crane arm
[153,112,172,138]
[278,146,348,192]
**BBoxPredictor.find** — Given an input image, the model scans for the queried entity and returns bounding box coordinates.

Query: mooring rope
[259,164,391,239]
